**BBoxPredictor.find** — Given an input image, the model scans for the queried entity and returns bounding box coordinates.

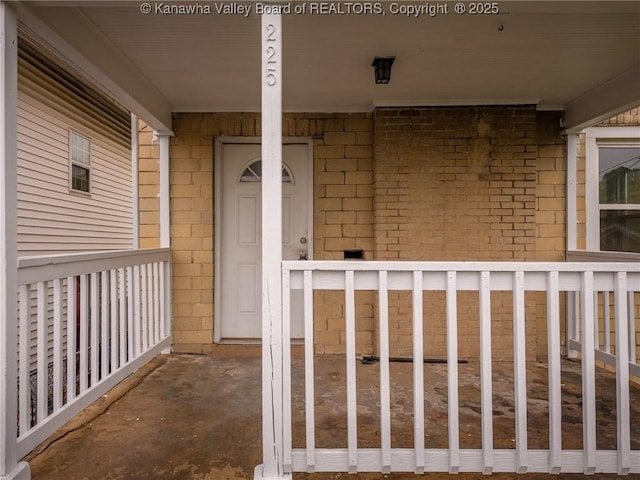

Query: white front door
[218,142,311,341]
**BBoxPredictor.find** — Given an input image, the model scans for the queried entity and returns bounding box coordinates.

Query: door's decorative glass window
[240,160,292,183]
[599,146,640,252]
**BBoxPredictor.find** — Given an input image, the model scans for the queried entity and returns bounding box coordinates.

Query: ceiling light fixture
[371,56,395,84]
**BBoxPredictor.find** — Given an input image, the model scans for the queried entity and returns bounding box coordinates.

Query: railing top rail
[18,248,171,285]
[283,260,640,273]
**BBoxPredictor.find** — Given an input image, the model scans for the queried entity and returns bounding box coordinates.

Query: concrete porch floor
[26,346,640,480]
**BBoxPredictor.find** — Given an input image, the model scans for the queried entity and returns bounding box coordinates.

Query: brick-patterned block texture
[136,106,602,360]
[146,113,375,354]
[372,106,564,360]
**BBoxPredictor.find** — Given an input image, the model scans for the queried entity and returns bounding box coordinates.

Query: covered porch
[1,1,640,478]
[23,347,640,479]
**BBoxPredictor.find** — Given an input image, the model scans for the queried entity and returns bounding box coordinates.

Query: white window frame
[69,130,91,194]
[585,126,640,251]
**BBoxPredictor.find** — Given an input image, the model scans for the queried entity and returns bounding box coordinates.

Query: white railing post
[581,271,597,474]
[478,271,493,474]
[255,8,289,480]
[614,272,631,475]
[0,2,30,477]
[345,271,358,473]
[378,271,391,474]
[412,271,425,474]
[303,270,316,472]
[513,271,528,473]
[446,271,460,474]
[546,271,562,474]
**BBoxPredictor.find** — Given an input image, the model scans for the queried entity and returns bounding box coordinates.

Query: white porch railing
[281,261,640,475]
[566,251,639,378]
[15,248,171,459]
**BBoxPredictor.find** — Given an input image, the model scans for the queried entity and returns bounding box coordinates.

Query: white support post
[565,133,580,360]
[157,132,171,249]
[131,114,139,250]
[255,10,290,480]
[566,133,579,251]
[156,131,172,354]
[0,3,31,479]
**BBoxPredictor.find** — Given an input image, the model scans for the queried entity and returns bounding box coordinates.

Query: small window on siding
[70,131,91,193]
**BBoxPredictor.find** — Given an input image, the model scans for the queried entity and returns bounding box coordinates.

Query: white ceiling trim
[564,63,640,132]
[174,98,551,114]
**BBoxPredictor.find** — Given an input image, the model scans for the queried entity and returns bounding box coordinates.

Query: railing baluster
[132,265,141,357]
[146,263,154,346]
[153,262,160,344]
[303,270,315,472]
[629,292,637,365]
[567,291,579,359]
[18,284,30,434]
[513,271,528,473]
[412,271,425,474]
[379,271,391,474]
[614,272,631,475]
[345,270,358,473]
[110,270,118,373]
[446,271,460,473]
[126,267,134,361]
[36,281,47,422]
[119,267,126,367]
[594,291,600,351]
[581,271,597,474]
[546,271,562,474]
[53,278,63,411]
[90,273,99,387]
[140,264,148,352]
[604,291,611,354]
[100,271,108,380]
[159,262,166,340]
[479,271,493,474]
[66,276,77,401]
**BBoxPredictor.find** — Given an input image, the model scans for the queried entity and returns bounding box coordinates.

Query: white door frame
[213,136,314,343]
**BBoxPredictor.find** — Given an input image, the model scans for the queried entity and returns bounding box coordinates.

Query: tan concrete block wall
[164,112,374,354]
[373,106,561,360]
[598,107,640,126]
[140,107,574,359]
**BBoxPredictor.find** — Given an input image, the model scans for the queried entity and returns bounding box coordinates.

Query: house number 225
[265,23,278,86]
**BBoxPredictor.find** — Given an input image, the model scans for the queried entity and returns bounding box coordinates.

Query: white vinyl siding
[16,44,133,256]
[16,41,134,382]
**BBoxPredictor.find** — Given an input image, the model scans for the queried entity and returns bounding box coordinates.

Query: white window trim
[585,126,640,251]
[69,129,92,195]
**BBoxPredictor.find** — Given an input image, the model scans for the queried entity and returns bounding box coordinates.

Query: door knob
[298,250,308,261]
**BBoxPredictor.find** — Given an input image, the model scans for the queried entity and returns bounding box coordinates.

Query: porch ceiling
[15,1,640,131]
